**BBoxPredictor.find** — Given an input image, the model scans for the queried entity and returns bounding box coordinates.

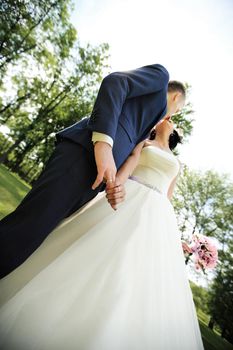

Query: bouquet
[182,233,218,273]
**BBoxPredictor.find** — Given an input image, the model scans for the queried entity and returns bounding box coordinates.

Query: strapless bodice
[131,146,180,195]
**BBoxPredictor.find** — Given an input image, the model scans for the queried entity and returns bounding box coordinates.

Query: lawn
[197,309,233,350]
[0,164,31,220]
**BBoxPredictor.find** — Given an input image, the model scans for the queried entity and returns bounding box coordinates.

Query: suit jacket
[55,63,169,169]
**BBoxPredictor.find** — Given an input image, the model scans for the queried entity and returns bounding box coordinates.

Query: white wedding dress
[0,146,204,350]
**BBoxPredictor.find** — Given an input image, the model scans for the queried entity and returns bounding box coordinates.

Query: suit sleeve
[87,63,169,142]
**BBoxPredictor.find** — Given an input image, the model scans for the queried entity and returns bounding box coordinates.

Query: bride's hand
[105,178,126,211]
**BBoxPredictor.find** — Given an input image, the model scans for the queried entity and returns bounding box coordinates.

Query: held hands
[91,141,126,210]
[105,178,126,210]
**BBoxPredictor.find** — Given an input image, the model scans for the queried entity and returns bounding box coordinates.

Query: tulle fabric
[0,178,204,350]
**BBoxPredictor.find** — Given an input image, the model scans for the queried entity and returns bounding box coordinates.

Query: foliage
[0,0,77,83]
[0,0,110,183]
[190,280,210,314]
[208,247,233,344]
[173,167,233,245]
[173,168,233,343]
[170,84,194,155]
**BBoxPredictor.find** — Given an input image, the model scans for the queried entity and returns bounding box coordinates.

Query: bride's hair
[149,129,182,151]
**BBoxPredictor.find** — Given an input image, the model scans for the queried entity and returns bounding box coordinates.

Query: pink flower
[181,233,218,272]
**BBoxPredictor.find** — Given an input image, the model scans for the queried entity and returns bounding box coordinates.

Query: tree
[173,168,233,245]
[173,167,233,341]
[208,247,233,344]
[0,42,109,183]
[0,0,76,83]
[0,0,110,183]
[173,167,233,286]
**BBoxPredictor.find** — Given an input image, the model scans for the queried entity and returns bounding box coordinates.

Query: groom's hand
[105,178,126,210]
[92,141,117,190]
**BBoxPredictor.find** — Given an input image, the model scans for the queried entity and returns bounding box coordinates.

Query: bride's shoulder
[142,139,153,148]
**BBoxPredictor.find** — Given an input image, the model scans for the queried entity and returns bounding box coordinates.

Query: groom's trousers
[0,139,103,279]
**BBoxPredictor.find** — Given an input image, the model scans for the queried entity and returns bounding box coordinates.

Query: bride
[0,117,204,350]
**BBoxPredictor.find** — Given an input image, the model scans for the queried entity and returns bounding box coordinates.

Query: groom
[0,63,186,278]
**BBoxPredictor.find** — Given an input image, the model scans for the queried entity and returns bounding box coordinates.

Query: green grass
[0,164,31,219]
[0,165,233,350]
[193,295,233,350]
[198,313,233,350]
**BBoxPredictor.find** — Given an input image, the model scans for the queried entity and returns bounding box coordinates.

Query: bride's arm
[116,140,145,184]
[167,159,181,201]
[105,140,145,210]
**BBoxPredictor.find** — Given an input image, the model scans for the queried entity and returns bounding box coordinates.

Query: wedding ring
[103,178,113,183]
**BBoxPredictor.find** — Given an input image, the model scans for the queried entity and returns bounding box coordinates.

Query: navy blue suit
[0,63,169,278]
[56,63,169,169]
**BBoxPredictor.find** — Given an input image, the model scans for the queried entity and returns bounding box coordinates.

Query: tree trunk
[221,326,226,338]
[23,163,36,179]
[0,138,23,163]
[208,317,215,330]
[10,143,34,172]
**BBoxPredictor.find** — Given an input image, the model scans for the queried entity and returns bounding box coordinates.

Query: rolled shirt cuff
[92,132,113,147]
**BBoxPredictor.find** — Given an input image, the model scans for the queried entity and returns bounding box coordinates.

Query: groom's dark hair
[168,81,186,98]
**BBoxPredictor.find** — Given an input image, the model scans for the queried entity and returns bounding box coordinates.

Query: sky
[71,0,233,179]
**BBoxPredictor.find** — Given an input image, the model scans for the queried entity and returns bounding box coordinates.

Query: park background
[0,0,232,349]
